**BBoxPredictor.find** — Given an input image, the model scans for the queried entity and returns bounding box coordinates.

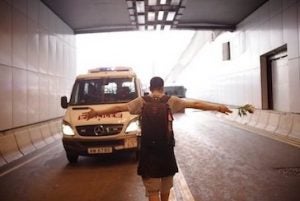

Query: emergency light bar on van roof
[88,67,132,73]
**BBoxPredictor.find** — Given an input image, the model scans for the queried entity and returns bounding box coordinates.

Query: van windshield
[69,77,138,105]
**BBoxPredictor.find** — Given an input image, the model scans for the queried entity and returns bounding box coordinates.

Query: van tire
[66,152,78,163]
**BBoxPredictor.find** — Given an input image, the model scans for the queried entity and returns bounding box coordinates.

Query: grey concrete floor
[0,111,299,201]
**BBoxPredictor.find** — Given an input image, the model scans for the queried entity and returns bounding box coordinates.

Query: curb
[0,118,62,168]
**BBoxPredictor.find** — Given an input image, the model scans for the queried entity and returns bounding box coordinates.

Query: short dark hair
[150,76,164,91]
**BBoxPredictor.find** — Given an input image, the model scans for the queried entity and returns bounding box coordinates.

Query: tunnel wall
[179,0,300,113]
[0,0,76,131]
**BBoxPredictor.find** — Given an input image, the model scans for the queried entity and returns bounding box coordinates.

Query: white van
[60,67,141,163]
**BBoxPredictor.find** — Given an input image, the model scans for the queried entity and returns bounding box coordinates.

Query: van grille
[76,124,123,136]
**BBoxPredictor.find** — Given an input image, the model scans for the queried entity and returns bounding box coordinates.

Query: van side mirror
[61,96,68,109]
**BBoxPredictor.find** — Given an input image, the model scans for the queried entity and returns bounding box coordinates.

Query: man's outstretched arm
[184,100,232,114]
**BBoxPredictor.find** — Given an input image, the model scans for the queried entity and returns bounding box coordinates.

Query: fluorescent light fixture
[128,8,134,15]
[126,0,133,8]
[147,25,154,30]
[137,15,145,24]
[164,25,171,30]
[136,1,145,13]
[166,11,176,21]
[130,15,135,21]
[171,0,180,5]
[139,25,146,30]
[160,0,167,4]
[148,12,155,21]
[148,0,157,6]
[158,11,164,20]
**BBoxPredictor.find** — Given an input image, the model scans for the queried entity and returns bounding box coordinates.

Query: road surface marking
[0,143,60,177]
[170,166,196,201]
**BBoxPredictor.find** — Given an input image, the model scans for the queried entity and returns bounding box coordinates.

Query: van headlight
[125,119,140,134]
[62,121,75,136]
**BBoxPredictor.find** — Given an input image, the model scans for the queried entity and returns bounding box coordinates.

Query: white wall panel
[48,33,56,75]
[259,22,271,55]
[13,0,27,16]
[288,58,300,112]
[27,71,39,123]
[12,68,27,127]
[38,74,49,121]
[27,0,38,23]
[283,0,299,10]
[63,44,69,77]
[48,77,58,118]
[56,39,63,76]
[49,11,57,34]
[0,1,76,131]
[12,8,27,69]
[27,19,39,72]
[38,1,49,30]
[254,0,270,24]
[269,0,283,18]
[270,13,284,49]
[0,65,13,130]
[283,6,299,59]
[38,28,48,73]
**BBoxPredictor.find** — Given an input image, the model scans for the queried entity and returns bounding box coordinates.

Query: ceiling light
[136,1,145,13]
[160,0,167,4]
[148,25,154,30]
[170,0,180,5]
[158,11,164,20]
[164,25,171,30]
[137,15,145,24]
[139,25,146,30]
[148,12,155,21]
[148,0,157,6]
[130,15,135,21]
[166,12,176,21]
[128,8,134,15]
[126,1,133,8]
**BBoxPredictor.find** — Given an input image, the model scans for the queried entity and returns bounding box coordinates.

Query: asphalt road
[0,111,299,201]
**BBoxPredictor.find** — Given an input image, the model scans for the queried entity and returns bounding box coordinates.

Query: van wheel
[66,152,78,163]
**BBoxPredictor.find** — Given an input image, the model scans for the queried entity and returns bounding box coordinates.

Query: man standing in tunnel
[82,76,231,201]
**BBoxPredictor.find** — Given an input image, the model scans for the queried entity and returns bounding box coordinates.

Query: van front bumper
[62,136,139,155]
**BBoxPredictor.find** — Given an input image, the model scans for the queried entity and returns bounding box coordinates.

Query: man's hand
[218,105,232,115]
[82,108,98,120]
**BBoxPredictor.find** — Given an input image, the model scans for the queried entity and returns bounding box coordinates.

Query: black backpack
[137,95,178,178]
[140,95,174,148]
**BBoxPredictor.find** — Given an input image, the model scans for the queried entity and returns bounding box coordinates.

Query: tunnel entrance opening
[260,44,287,111]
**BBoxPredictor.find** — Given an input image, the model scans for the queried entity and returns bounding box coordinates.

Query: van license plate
[88,147,112,154]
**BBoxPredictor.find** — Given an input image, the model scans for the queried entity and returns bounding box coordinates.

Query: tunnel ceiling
[41,0,268,34]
